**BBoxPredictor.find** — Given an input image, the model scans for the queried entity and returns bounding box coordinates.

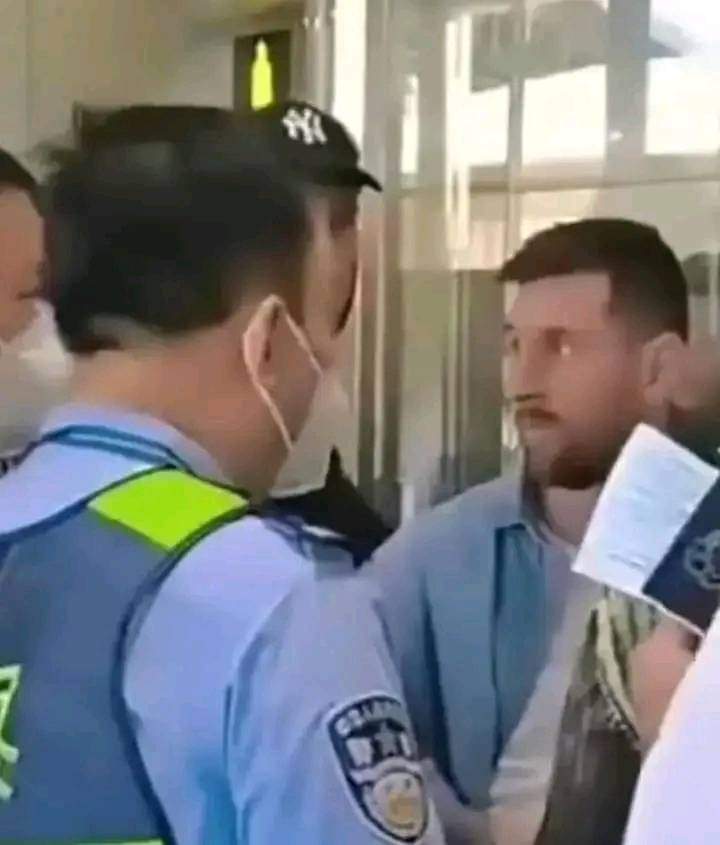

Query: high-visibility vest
[0,467,247,844]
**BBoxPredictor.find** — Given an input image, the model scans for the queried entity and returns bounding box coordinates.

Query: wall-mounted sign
[251,39,274,110]
[235,31,291,113]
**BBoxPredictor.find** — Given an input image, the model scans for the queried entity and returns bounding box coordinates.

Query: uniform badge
[684,529,720,590]
[327,693,428,843]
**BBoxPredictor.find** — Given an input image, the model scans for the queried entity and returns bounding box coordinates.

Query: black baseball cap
[246,100,381,192]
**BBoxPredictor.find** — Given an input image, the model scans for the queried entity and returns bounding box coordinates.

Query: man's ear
[668,338,720,412]
[641,332,685,408]
[242,295,283,388]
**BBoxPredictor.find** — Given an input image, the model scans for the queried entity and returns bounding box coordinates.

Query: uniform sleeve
[624,612,720,844]
[225,572,446,845]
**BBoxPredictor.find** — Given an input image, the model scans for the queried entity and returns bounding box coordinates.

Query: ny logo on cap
[282,107,328,146]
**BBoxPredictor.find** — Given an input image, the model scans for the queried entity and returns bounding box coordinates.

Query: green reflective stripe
[32,840,165,844]
[71,840,164,845]
[79,840,164,844]
[89,469,247,551]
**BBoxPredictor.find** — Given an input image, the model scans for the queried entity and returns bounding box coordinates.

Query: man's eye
[503,335,519,357]
[547,331,573,358]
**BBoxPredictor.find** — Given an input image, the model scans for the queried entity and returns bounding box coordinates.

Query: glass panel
[647,0,720,158]
[467,86,510,167]
[523,66,606,163]
[646,57,720,156]
[360,0,720,516]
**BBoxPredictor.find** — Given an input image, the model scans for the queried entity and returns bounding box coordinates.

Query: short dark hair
[79,105,236,151]
[46,133,310,354]
[0,148,37,200]
[44,105,238,173]
[499,218,689,341]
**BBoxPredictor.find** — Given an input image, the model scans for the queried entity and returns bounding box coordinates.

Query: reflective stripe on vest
[90,468,248,551]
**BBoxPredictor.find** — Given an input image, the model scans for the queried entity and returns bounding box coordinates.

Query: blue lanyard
[29,424,194,474]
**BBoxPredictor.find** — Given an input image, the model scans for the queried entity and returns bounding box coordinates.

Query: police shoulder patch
[327,693,428,843]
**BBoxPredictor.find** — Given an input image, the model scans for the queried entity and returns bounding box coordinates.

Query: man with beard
[371,218,690,844]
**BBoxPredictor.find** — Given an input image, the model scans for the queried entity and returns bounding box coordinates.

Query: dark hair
[45,105,238,172]
[78,105,236,151]
[499,218,689,341]
[46,133,310,354]
[0,147,38,201]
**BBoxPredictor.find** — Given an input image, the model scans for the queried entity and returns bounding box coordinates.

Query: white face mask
[271,370,351,498]
[2,302,71,380]
[0,302,72,455]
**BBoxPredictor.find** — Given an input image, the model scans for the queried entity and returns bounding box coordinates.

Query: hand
[629,619,697,754]
[422,759,492,845]
[666,339,720,464]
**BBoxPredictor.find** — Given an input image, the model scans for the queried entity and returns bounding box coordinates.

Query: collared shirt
[0,404,445,845]
[490,486,600,844]
[371,475,598,844]
[489,559,599,845]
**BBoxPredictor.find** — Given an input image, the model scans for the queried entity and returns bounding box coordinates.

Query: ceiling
[181,0,302,24]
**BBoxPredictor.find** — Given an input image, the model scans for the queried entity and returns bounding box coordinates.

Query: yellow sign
[251,39,275,111]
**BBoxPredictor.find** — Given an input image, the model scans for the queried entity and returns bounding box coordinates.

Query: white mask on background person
[0,301,72,457]
[2,301,72,381]
[271,370,351,498]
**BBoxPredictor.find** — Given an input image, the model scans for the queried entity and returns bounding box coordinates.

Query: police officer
[66,102,391,563]
[246,100,391,561]
[0,131,443,843]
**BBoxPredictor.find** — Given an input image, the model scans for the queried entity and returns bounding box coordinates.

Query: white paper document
[573,424,720,631]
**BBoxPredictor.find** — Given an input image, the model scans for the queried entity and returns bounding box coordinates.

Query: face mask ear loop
[243,296,323,455]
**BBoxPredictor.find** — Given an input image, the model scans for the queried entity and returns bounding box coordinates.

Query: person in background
[604,337,720,845]
[539,273,720,844]
[370,219,690,844]
[246,100,391,562]
[0,130,444,843]
[0,148,70,471]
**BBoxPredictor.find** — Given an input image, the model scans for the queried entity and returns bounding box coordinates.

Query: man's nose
[505,346,547,402]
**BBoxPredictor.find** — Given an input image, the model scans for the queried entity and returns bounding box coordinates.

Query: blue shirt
[370,477,567,811]
[0,404,445,845]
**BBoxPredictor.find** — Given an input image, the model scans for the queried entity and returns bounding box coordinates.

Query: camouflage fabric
[536,591,659,845]
[592,590,660,747]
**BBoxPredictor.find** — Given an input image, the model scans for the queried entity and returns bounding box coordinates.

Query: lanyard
[28,424,194,474]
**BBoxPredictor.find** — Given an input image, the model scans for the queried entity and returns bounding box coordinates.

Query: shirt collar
[40,403,230,485]
[494,470,565,548]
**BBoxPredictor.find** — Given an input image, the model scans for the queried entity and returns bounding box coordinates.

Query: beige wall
[0,0,235,161]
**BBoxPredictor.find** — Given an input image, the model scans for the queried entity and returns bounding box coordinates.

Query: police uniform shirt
[0,404,444,845]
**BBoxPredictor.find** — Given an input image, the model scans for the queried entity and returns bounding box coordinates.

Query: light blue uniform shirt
[0,404,444,845]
